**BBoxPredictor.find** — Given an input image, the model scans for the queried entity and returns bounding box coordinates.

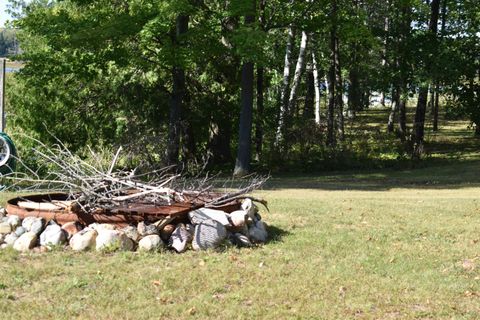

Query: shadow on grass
[266,225,290,244]
[264,158,480,191]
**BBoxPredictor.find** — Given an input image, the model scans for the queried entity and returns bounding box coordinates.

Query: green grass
[1,110,480,319]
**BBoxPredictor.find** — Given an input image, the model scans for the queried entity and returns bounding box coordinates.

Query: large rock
[40,224,67,247]
[248,220,268,244]
[169,224,192,253]
[14,226,26,237]
[7,215,21,229]
[69,228,97,251]
[137,222,158,237]
[0,222,12,234]
[192,219,227,251]
[22,217,44,235]
[95,230,134,252]
[122,225,141,242]
[159,224,175,241]
[61,222,83,239]
[4,233,18,246]
[229,210,247,228]
[13,232,38,251]
[188,208,231,227]
[138,235,163,252]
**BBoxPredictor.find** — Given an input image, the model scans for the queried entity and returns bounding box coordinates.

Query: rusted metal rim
[6,193,241,227]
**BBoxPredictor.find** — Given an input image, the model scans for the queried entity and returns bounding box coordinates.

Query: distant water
[5,67,19,73]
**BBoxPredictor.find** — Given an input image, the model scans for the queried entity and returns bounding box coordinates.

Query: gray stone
[93,223,116,232]
[69,228,97,251]
[248,220,268,244]
[122,225,141,242]
[229,232,253,247]
[138,234,163,252]
[192,219,227,251]
[0,222,12,234]
[4,233,18,246]
[188,208,231,227]
[13,232,38,252]
[7,215,21,228]
[137,222,158,237]
[95,230,134,252]
[30,218,45,235]
[241,198,258,220]
[22,216,37,231]
[40,224,67,247]
[229,210,247,228]
[169,224,192,253]
[14,226,26,237]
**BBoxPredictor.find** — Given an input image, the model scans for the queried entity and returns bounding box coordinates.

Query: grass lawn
[1,111,480,319]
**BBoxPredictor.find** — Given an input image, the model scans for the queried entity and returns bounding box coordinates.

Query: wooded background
[3,0,480,175]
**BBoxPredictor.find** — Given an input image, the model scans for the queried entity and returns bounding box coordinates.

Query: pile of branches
[5,137,268,213]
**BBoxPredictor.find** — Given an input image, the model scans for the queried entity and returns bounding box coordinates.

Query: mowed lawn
[1,160,480,319]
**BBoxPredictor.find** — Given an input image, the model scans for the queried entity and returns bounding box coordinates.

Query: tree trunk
[304,59,315,120]
[167,15,189,166]
[255,66,264,161]
[275,27,295,148]
[326,19,336,146]
[433,0,447,132]
[334,33,344,141]
[411,0,440,159]
[312,50,322,125]
[398,86,408,141]
[234,8,255,176]
[387,88,400,132]
[287,31,309,117]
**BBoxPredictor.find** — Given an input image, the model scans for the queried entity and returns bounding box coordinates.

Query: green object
[0,132,16,175]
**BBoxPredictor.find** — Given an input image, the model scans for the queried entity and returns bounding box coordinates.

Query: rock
[61,222,83,239]
[92,223,116,232]
[241,198,258,220]
[7,215,21,228]
[95,230,134,252]
[138,234,163,252]
[122,225,141,242]
[22,217,44,234]
[229,210,247,228]
[4,233,18,246]
[248,220,268,244]
[13,232,38,251]
[137,222,158,237]
[69,229,97,251]
[14,226,26,237]
[192,219,227,251]
[159,224,175,241]
[0,233,4,244]
[229,233,253,247]
[0,222,12,234]
[188,208,231,227]
[0,243,7,249]
[32,246,49,253]
[169,224,192,253]
[0,207,6,218]
[40,224,66,247]
[30,218,45,235]
[22,216,36,230]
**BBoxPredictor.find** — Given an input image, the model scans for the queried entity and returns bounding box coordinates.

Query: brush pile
[0,138,269,253]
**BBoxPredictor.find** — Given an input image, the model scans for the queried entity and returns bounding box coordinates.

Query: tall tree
[411,0,440,158]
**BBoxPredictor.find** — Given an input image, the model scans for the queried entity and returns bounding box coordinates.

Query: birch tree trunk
[312,51,322,125]
[274,27,295,148]
[287,31,309,117]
